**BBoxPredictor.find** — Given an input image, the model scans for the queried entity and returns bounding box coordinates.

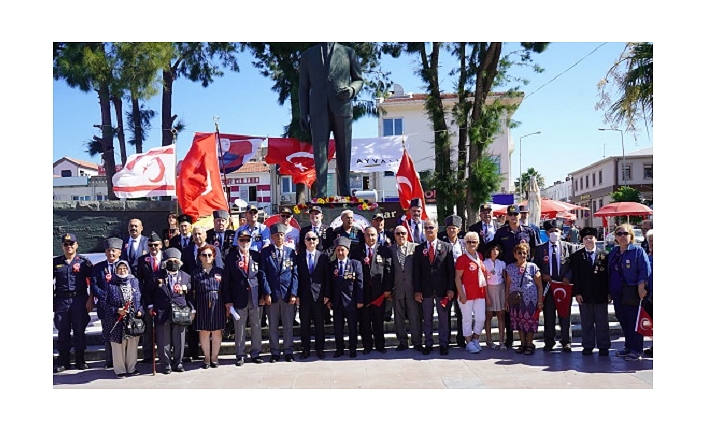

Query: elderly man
[440,214,467,348]
[91,237,124,369]
[390,224,422,351]
[413,218,456,356]
[468,203,496,251]
[271,207,300,251]
[124,218,149,273]
[404,198,427,244]
[329,209,364,251]
[207,209,236,258]
[169,214,193,251]
[298,205,332,255]
[236,204,270,251]
[135,232,163,364]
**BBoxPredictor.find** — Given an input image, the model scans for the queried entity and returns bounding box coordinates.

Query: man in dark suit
[222,231,268,365]
[182,226,223,275]
[566,227,611,356]
[296,230,330,359]
[467,203,496,252]
[261,223,298,363]
[297,205,332,256]
[124,218,149,274]
[403,198,427,244]
[412,218,456,356]
[207,209,236,258]
[299,42,364,197]
[439,214,466,348]
[169,214,193,251]
[324,237,364,358]
[533,219,579,352]
[328,209,364,252]
[351,226,393,354]
[135,232,163,363]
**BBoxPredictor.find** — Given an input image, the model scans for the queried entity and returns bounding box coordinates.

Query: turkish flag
[635,302,653,337]
[368,293,386,307]
[396,149,428,218]
[265,138,336,187]
[177,132,229,220]
[549,281,573,318]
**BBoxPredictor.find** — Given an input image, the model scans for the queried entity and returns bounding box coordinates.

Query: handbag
[508,290,522,306]
[621,282,641,307]
[124,314,145,336]
[170,302,192,326]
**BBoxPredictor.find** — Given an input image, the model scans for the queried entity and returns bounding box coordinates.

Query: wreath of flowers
[292,197,378,213]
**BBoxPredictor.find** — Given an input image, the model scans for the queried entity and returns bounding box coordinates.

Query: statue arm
[348,48,364,97]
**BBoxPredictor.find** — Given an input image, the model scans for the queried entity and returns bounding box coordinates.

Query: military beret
[479,204,493,212]
[62,233,77,242]
[147,232,161,243]
[444,215,462,228]
[580,227,598,238]
[334,237,352,249]
[269,223,287,234]
[410,198,423,209]
[543,219,563,231]
[177,214,193,224]
[104,237,123,250]
[213,210,229,220]
[245,204,259,213]
[308,205,323,214]
[163,248,182,260]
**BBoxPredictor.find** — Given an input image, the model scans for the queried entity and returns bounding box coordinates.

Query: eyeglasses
[280,214,292,218]
[507,212,519,216]
[62,242,75,247]
[423,226,436,230]
[615,231,629,237]
[238,238,251,243]
[394,232,407,235]
[148,244,160,247]
[200,253,213,258]
[305,237,318,241]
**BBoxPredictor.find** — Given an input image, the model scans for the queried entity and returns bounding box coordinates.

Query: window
[383,118,404,136]
[248,186,257,202]
[489,155,501,174]
[592,173,596,187]
[61,170,72,177]
[644,163,653,179]
[384,171,394,177]
[622,164,632,181]
[281,176,294,193]
[580,177,583,190]
[598,170,603,184]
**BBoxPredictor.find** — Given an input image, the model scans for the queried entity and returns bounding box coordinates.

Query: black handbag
[621,282,641,307]
[170,302,192,326]
[124,314,145,336]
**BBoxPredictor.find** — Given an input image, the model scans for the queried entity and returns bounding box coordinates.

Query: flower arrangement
[293,196,378,212]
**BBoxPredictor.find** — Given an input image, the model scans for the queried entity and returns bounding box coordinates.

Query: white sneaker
[500,344,508,351]
[473,339,482,351]
[467,340,481,354]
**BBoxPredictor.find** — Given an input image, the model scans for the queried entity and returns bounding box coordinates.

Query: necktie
[368,247,373,265]
[218,233,223,245]
[182,237,188,248]
[428,242,435,263]
[413,222,420,243]
[397,246,406,270]
[587,250,594,264]
[277,248,282,262]
[243,253,249,271]
[308,253,314,274]
[129,239,135,261]
[551,244,558,279]
[152,257,158,272]
[339,261,344,276]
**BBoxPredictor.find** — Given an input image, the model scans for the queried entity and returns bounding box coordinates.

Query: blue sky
[52,42,652,187]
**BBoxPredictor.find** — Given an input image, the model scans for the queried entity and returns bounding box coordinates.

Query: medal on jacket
[214,273,221,282]
[626,259,631,269]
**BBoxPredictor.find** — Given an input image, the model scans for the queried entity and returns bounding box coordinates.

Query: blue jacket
[607,243,651,286]
[260,245,298,303]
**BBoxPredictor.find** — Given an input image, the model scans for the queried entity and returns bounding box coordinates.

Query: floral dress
[506,262,540,333]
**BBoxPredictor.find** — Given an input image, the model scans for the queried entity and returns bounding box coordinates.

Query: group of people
[53,199,653,377]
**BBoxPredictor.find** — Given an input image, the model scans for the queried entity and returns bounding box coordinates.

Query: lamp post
[518,131,541,200]
[598,128,626,188]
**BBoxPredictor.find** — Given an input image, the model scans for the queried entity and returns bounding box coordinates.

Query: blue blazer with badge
[325,258,364,309]
[222,249,267,309]
[413,240,455,298]
[260,245,298,303]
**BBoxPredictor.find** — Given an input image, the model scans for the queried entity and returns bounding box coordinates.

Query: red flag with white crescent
[395,149,428,219]
[635,302,653,337]
[265,138,336,187]
[549,281,573,318]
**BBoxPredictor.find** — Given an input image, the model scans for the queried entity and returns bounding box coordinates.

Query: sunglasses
[148,243,160,247]
[507,212,519,216]
[394,232,407,235]
[305,237,318,241]
[238,238,251,242]
[62,242,75,247]
[424,226,436,230]
[280,214,292,218]
[200,253,213,258]
[615,231,629,236]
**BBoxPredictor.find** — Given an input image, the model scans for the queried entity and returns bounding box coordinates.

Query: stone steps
[54,303,623,362]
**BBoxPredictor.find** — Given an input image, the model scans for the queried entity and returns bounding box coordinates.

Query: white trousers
[459,298,486,337]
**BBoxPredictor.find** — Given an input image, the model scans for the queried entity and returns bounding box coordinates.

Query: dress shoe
[316,350,325,359]
[128,370,141,376]
[270,355,280,363]
[285,354,294,362]
[440,347,449,356]
[140,358,152,364]
[396,344,409,352]
[349,351,357,358]
[598,348,610,357]
[422,346,432,355]
[457,339,466,348]
[54,364,66,373]
[300,350,310,360]
[413,345,423,352]
[643,347,653,358]
[543,344,554,352]
[376,347,386,354]
[104,362,113,370]
[562,344,572,353]
[116,373,127,379]
[211,362,219,368]
[76,362,89,370]
[363,348,371,355]
[333,350,344,358]
[235,357,244,366]
[182,356,192,363]
[252,357,263,364]
[162,366,172,374]
[582,348,593,356]
[201,363,210,369]
[293,319,300,327]
[175,363,185,372]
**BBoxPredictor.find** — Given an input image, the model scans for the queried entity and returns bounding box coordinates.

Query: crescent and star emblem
[285,152,314,172]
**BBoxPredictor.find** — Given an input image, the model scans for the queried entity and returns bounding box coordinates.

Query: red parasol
[263,215,301,230]
[594,202,653,217]
[492,198,588,218]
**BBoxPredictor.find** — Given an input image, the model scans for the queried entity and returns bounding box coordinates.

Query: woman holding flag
[103,260,144,378]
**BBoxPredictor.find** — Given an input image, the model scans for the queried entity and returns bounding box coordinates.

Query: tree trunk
[131,96,143,153]
[162,67,175,147]
[98,83,117,199]
[111,95,127,165]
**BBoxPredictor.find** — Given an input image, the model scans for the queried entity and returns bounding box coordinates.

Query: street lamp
[598,128,626,188]
[518,131,541,200]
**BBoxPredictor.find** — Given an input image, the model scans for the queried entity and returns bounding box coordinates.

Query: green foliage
[515,168,545,199]
[467,154,504,205]
[610,185,641,202]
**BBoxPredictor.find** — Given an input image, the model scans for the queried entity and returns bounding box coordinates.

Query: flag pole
[171,128,180,217]
[214,116,231,205]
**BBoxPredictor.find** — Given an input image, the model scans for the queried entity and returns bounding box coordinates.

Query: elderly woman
[455,232,488,354]
[190,244,225,369]
[483,242,506,350]
[146,248,193,374]
[505,243,543,355]
[103,260,144,378]
[607,224,651,361]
